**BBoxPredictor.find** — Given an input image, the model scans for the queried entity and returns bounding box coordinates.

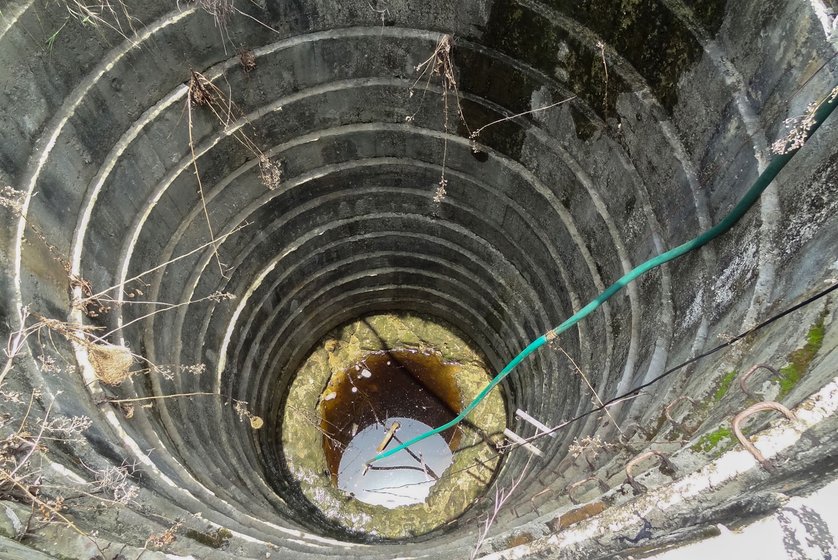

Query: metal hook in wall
[732,401,797,471]
[617,422,653,453]
[624,451,676,495]
[566,476,609,504]
[737,363,784,399]
[664,396,699,436]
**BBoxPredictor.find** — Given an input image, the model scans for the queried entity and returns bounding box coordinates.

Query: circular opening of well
[282,312,507,538]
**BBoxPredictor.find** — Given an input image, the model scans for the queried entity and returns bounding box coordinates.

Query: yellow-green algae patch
[282,312,505,538]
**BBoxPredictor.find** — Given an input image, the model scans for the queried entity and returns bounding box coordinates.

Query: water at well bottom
[319,349,463,508]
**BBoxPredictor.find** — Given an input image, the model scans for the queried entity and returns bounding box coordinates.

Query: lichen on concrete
[282,312,505,538]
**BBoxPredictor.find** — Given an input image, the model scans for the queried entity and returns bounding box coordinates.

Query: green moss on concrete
[777,314,826,398]
[476,0,703,115]
[682,0,728,35]
[691,425,733,454]
[185,527,232,549]
[711,370,737,403]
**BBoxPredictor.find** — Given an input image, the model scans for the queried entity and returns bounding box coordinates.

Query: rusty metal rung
[732,401,797,471]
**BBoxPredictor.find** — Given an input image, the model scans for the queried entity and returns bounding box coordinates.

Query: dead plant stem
[92,292,231,341]
[233,7,281,34]
[82,224,246,303]
[596,40,608,119]
[557,346,623,435]
[469,96,576,141]
[10,397,55,479]
[186,84,226,277]
[470,454,534,559]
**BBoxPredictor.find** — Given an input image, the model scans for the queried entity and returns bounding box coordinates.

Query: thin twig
[90,291,234,341]
[187,76,226,277]
[103,391,220,404]
[0,308,35,387]
[233,7,281,34]
[0,472,89,538]
[557,346,623,435]
[471,454,534,559]
[497,392,645,452]
[81,224,247,303]
[469,96,576,141]
[10,397,56,479]
[596,40,608,119]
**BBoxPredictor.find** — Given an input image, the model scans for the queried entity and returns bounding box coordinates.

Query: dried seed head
[208,291,236,302]
[189,72,214,107]
[771,101,819,155]
[239,48,257,72]
[259,156,282,190]
[198,0,234,22]
[0,186,24,213]
[433,177,448,204]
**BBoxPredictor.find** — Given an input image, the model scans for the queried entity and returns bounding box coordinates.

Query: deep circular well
[0,1,837,559]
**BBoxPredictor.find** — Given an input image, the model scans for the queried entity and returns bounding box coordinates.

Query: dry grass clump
[87,343,134,386]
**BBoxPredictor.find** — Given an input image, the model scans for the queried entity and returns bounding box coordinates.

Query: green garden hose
[371,81,838,464]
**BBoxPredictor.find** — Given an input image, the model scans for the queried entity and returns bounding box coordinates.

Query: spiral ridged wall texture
[1,1,837,558]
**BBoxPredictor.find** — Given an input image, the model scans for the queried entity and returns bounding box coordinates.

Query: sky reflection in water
[338,417,453,508]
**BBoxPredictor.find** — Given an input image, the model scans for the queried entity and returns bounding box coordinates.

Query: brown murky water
[318,349,465,507]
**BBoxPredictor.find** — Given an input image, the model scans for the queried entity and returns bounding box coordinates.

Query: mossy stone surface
[711,369,738,403]
[777,314,827,398]
[690,425,734,455]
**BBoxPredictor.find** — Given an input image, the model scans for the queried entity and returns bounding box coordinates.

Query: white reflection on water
[338,417,453,508]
